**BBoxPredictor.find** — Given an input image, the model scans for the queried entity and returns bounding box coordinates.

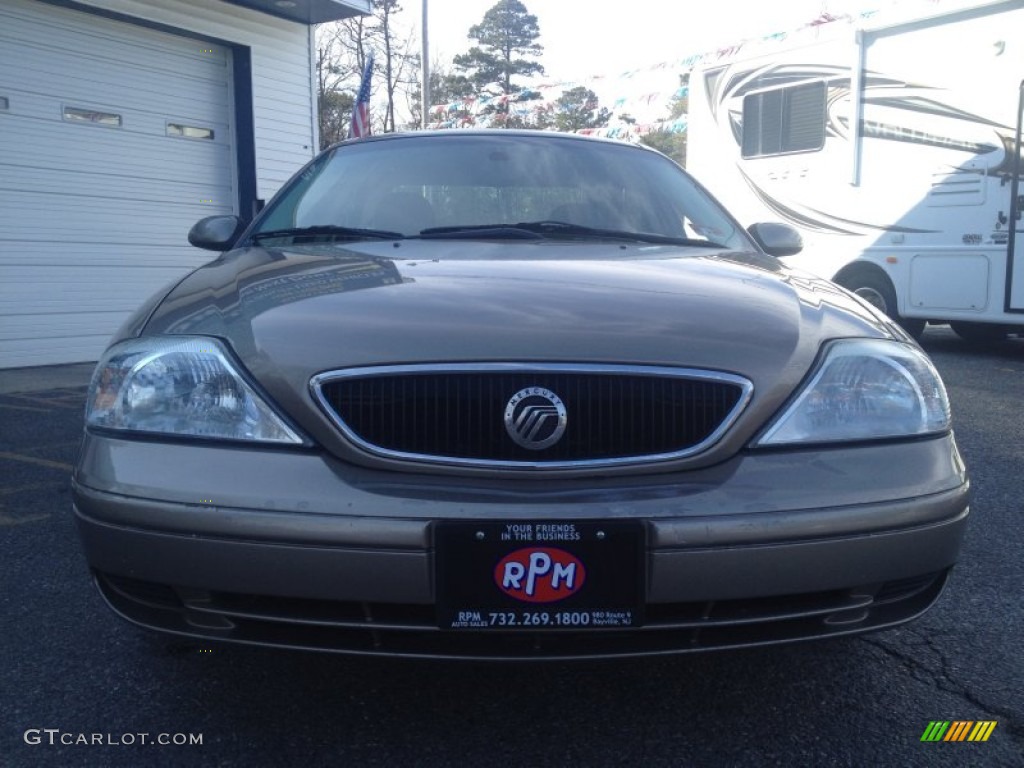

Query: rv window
[742,82,825,158]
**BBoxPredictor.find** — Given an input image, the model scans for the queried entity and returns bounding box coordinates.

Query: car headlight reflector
[757,339,950,445]
[86,337,303,444]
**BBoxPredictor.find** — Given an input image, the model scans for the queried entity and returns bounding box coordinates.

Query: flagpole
[421,0,430,129]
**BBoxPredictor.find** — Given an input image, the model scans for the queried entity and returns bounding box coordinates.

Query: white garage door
[0,0,236,368]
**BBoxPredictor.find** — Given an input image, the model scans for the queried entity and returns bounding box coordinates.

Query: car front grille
[311,364,752,469]
[95,570,949,660]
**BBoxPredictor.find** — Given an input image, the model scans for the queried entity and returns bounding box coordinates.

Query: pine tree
[640,73,688,166]
[409,65,477,128]
[553,87,611,133]
[453,0,544,124]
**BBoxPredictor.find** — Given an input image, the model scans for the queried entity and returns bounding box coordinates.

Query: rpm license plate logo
[494,547,586,603]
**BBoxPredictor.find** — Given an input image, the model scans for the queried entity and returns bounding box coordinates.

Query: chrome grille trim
[310,363,754,470]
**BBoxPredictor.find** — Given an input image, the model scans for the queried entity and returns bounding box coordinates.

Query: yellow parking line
[0,511,51,526]
[0,403,50,413]
[22,440,81,453]
[0,451,74,472]
[7,395,81,410]
[0,482,60,496]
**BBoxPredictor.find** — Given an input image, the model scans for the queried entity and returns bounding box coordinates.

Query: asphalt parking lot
[1,329,1021,767]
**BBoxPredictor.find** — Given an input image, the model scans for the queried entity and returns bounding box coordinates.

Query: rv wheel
[836,269,925,339]
[950,321,1009,343]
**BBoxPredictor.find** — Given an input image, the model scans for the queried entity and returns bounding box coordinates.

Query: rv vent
[927,170,984,207]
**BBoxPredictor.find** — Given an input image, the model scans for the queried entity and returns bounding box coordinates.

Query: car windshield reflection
[251,133,745,249]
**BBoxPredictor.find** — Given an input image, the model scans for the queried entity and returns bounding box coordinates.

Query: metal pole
[421,0,430,129]
[850,29,865,187]
[1004,79,1023,312]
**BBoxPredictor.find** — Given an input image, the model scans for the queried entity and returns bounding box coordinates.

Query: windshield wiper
[417,221,725,248]
[250,225,404,244]
[417,224,543,240]
[510,221,728,247]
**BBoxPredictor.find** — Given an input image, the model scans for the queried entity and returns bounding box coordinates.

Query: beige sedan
[73,132,968,659]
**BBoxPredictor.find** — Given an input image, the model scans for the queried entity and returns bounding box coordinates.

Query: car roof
[328,129,659,154]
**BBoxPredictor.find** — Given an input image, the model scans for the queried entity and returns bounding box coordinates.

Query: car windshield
[251,133,748,250]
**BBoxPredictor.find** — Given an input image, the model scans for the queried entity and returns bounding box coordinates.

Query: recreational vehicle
[688,0,1024,340]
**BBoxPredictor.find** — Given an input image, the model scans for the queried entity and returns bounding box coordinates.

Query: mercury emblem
[504,387,568,450]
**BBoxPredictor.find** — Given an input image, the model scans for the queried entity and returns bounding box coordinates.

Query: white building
[0,0,370,368]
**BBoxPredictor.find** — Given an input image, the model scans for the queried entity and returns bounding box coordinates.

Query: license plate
[435,520,644,631]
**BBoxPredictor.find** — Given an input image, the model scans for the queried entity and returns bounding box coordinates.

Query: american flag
[349,51,374,139]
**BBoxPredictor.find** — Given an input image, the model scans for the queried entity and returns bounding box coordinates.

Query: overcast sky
[424,0,893,83]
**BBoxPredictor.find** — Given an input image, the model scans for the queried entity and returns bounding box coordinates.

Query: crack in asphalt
[858,632,1022,740]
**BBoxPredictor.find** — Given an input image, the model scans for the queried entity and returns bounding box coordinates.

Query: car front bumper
[72,433,969,660]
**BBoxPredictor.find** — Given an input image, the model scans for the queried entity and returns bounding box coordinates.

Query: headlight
[757,339,950,445]
[86,336,303,444]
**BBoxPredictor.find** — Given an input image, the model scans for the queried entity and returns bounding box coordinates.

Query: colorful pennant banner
[422,1,931,133]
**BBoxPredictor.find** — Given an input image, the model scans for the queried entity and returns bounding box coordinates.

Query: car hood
[142,240,896,472]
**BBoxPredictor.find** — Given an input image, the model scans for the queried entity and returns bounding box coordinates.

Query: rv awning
[220,0,371,24]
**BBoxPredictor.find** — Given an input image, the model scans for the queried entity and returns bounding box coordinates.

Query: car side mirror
[188,215,246,252]
[747,222,803,258]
